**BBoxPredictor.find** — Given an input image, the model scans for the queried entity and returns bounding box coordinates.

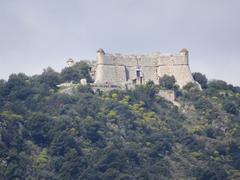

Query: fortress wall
[99,54,134,66]
[95,65,104,83]
[103,54,158,67]
[172,55,188,65]
[126,66,157,82]
[97,53,105,64]
[95,65,127,84]
[95,50,193,87]
[158,65,193,87]
[127,66,137,81]
[157,56,172,66]
[157,55,188,66]
[114,56,138,66]
[172,65,194,87]
[137,57,157,67]
[141,66,158,83]
[99,50,188,64]
[100,55,114,65]
[101,53,187,67]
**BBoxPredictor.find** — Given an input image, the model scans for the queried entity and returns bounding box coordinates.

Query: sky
[0,0,239,85]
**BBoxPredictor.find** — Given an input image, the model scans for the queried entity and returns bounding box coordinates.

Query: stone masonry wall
[94,49,194,88]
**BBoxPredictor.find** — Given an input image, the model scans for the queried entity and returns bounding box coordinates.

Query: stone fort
[86,48,194,88]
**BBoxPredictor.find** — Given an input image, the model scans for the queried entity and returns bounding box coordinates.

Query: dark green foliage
[193,72,208,89]
[229,142,240,169]
[183,82,200,91]
[27,113,55,146]
[61,62,92,83]
[208,80,229,91]
[223,101,238,115]
[197,162,228,180]
[50,132,81,156]
[130,81,159,107]
[1,67,240,179]
[159,75,176,90]
[40,67,61,89]
[194,97,213,111]
[3,73,32,100]
[77,84,94,94]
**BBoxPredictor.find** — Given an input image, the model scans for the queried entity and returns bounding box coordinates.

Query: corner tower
[95,48,127,85]
[179,48,189,64]
[97,48,105,65]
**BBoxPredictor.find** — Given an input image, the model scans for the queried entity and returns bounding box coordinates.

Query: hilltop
[0,62,240,179]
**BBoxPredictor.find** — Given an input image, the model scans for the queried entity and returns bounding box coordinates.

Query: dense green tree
[223,101,238,115]
[159,75,176,90]
[1,65,240,179]
[27,113,55,146]
[3,73,32,100]
[0,79,5,90]
[129,81,158,108]
[192,72,208,89]
[40,67,61,89]
[197,162,228,180]
[194,97,213,111]
[77,84,94,94]
[61,62,92,83]
[208,80,228,91]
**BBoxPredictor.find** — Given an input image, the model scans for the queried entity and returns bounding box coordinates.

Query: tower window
[136,69,140,77]
[140,77,143,84]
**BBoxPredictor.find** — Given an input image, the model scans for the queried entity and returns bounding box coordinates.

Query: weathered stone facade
[90,48,194,88]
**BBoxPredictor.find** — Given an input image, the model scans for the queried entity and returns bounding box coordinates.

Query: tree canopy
[0,67,240,179]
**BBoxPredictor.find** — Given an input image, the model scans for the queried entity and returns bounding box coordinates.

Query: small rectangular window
[136,70,140,77]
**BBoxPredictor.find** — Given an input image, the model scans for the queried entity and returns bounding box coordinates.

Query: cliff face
[93,49,194,87]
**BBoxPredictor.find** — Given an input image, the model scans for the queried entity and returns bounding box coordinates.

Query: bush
[208,80,228,91]
[40,67,61,89]
[183,82,200,91]
[159,75,176,90]
[223,102,238,115]
[194,98,212,111]
[61,62,92,83]
[192,72,208,89]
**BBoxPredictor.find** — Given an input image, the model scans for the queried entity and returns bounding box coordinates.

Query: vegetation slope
[0,63,240,180]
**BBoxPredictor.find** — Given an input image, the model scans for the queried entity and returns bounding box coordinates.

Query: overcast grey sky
[0,0,239,85]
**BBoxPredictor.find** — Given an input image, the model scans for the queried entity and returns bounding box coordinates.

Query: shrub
[159,75,176,90]
[192,72,208,89]
[223,102,238,115]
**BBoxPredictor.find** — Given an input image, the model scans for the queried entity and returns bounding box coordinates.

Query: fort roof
[180,48,189,53]
[97,48,105,54]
